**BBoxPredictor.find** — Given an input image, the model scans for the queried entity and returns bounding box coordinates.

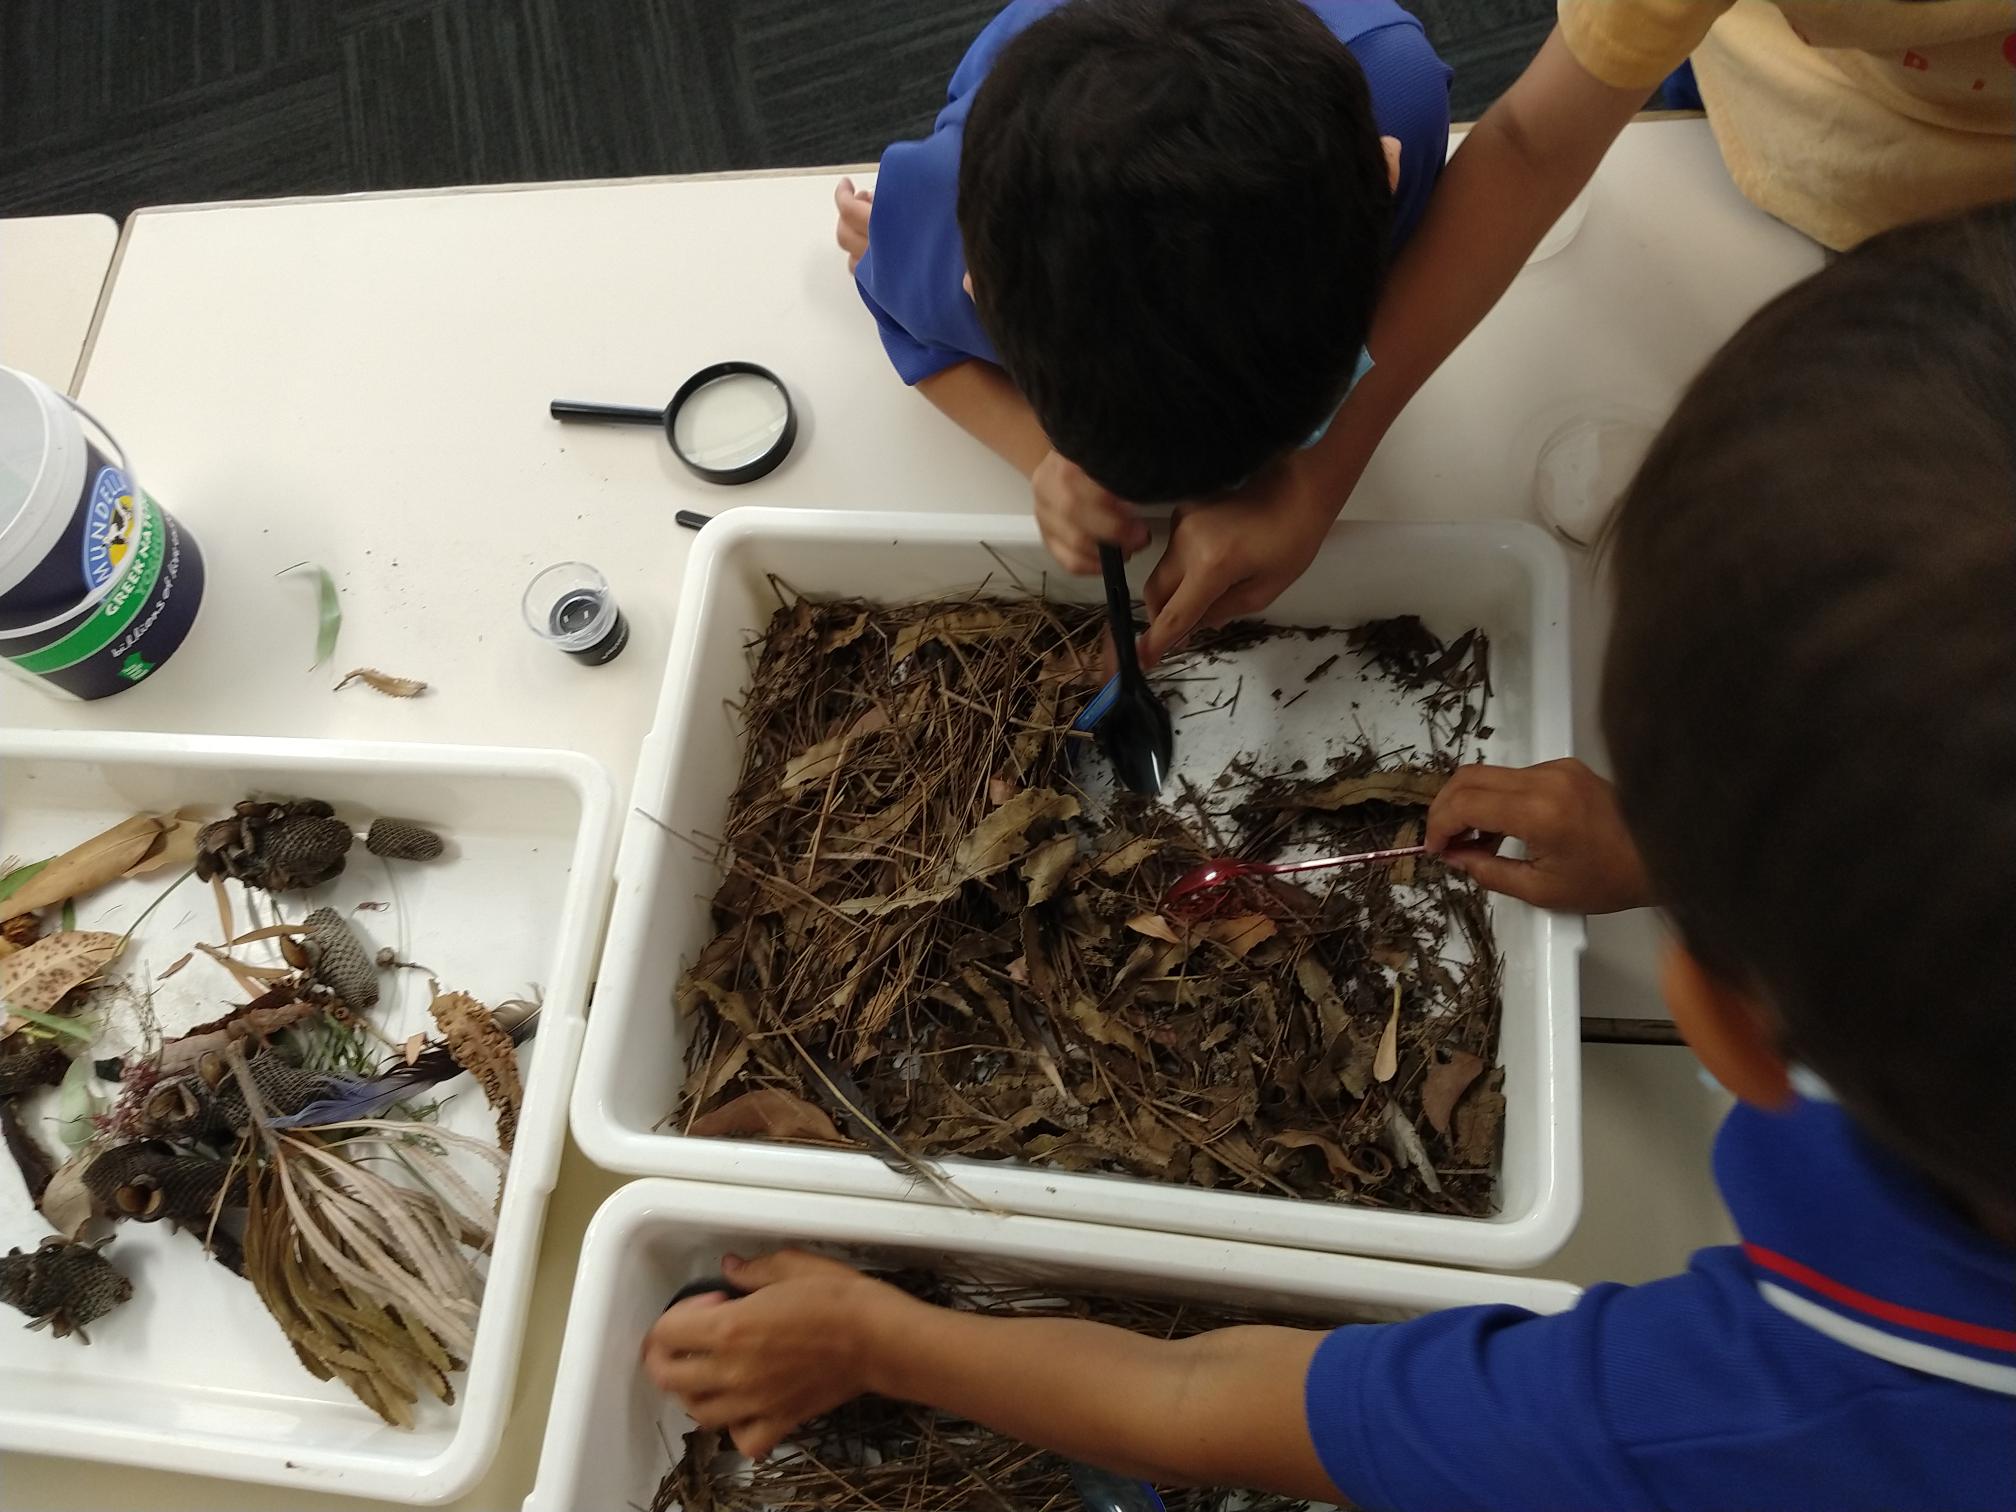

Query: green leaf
[56,1054,103,1149]
[5,1004,95,1043]
[0,858,49,904]
[279,561,342,670]
[59,898,76,932]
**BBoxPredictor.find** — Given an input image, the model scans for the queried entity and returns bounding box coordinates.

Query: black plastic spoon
[1095,544,1173,796]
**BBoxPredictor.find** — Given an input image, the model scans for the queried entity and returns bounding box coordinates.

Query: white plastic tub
[524,1179,1582,1512]
[575,510,1581,1268]
[0,729,613,1501]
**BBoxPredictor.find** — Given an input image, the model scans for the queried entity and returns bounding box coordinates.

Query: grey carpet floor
[0,1,1552,220]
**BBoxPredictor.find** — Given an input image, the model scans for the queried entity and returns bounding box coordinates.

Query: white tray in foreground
[523,1178,1583,1512]
[575,510,1581,1269]
[0,730,613,1502]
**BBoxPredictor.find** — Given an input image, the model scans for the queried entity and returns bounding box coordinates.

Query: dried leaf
[1373,979,1401,1083]
[279,561,342,669]
[987,774,1018,806]
[1294,956,1351,1042]
[890,608,1011,663]
[401,1032,426,1066]
[953,788,1079,882]
[689,1088,844,1143]
[0,815,172,921]
[336,667,429,698]
[1268,1130,1375,1184]
[1125,913,1182,945]
[0,930,123,1017]
[1300,768,1445,811]
[428,989,523,1152]
[1199,914,1277,959]
[1421,1048,1487,1135]
[1061,995,1144,1056]
[780,705,890,794]
[39,1153,97,1239]
[693,1036,752,1106]
[821,610,870,652]
[1452,1067,1507,1166]
[158,950,194,980]
[843,788,1079,915]
[1382,1102,1442,1194]
[1019,834,1078,905]
[1092,836,1163,876]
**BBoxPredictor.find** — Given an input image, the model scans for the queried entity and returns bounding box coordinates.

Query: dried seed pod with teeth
[429,989,523,1152]
[364,817,444,862]
[0,1235,131,1342]
[303,906,380,1010]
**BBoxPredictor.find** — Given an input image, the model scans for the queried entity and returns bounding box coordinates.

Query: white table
[0,213,119,394]
[2,118,1805,1509]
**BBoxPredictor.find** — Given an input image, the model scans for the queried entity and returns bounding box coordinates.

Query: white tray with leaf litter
[575,510,1580,1269]
[0,729,612,1502]
[524,1178,1582,1512]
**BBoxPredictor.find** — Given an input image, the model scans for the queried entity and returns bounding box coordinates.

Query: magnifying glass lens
[672,372,791,472]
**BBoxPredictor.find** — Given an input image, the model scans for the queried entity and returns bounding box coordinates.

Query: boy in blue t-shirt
[835,0,1449,569]
[645,203,2016,1510]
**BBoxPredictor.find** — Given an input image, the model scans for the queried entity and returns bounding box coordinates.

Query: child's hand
[834,178,874,272]
[1033,449,1149,574]
[1425,759,1655,914]
[641,1249,912,1460]
[1137,456,1335,665]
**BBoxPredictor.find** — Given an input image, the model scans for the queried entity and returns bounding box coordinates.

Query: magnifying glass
[550,361,798,484]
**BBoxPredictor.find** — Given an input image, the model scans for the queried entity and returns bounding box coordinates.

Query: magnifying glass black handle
[550,399,665,425]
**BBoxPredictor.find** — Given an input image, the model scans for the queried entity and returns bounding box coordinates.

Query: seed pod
[261,815,353,890]
[0,1235,131,1342]
[202,1047,336,1131]
[304,905,379,1010]
[364,817,444,862]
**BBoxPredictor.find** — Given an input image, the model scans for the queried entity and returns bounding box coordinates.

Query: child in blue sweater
[649,202,2016,1512]
[835,0,1449,581]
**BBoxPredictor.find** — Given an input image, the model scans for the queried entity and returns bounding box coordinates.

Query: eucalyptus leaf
[279,561,343,669]
[6,1005,95,1043]
[0,858,48,904]
[56,1054,102,1148]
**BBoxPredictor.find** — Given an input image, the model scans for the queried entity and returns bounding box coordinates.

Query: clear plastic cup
[523,561,629,665]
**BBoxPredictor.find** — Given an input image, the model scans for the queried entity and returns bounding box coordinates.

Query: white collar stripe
[1759,1282,2016,1397]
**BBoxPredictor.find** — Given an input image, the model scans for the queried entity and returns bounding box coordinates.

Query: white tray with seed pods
[575,509,1582,1272]
[0,729,612,1502]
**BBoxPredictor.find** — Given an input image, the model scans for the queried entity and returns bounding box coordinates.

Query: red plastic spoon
[1165,844,1429,910]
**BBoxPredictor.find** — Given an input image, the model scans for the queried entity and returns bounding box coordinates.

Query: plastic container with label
[0,366,204,698]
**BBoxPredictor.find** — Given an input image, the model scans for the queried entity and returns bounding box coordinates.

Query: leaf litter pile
[675,592,1505,1217]
[653,1270,1342,1512]
[0,799,534,1427]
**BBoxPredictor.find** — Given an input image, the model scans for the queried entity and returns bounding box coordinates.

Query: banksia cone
[303,906,379,1010]
[364,817,444,862]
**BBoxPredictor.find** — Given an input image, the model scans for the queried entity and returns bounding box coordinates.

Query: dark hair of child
[1602,200,2016,1222]
[956,0,1394,502]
